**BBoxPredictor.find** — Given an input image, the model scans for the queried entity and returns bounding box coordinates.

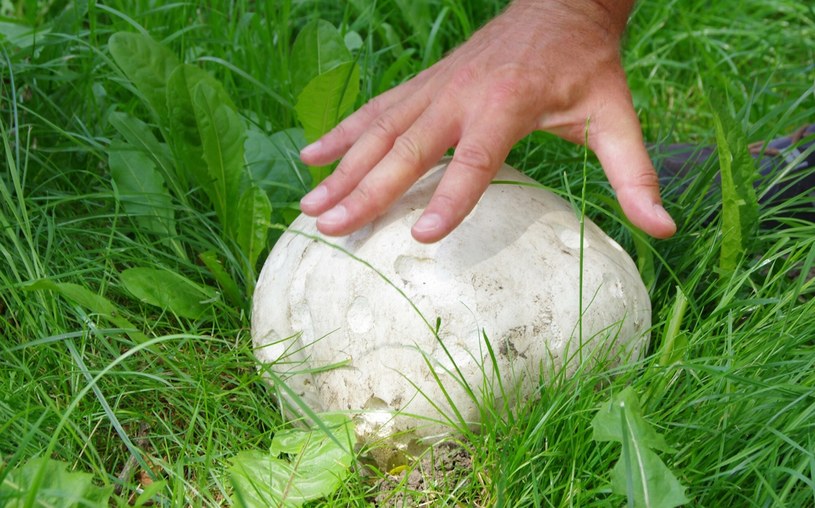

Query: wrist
[585,0,636,35]
[509,0,635,40]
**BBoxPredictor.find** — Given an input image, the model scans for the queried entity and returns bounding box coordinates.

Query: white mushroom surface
[252,159,651,454]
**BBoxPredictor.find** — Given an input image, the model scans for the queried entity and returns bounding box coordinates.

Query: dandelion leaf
[295,61,360,145]
[290,20,353,98]
[0,457,112,508]
[120,267,217,320]
[592,387,689,508]
[234,184,272,269]
[230,414,355,508]
[109,140,176,238]
[24,279,147,342]
[712,101,758,275]
[109,32,180,126]
[245,127,310,204]
[108,111,175,182]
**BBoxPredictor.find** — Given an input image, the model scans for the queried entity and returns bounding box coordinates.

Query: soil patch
[372,442,476,507]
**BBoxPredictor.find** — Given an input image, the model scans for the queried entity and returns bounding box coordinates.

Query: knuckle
[369,113,400,142]
[390,135,424,165]
[350,182,383,214]
[486,69,535,106]
[615,169,661,197]
[453,144,495,175]
[360,95,387,119]
[431,191,459,212]
[449,64,481,90]
[630,169,660,190]
[332,159,353,180]
[352,182,371,203]
[329,121,351,142]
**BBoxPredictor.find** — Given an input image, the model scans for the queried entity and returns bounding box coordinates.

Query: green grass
[1,0,814,506]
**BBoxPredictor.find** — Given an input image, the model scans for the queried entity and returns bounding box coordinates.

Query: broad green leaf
[295,61,359,184]
[109,140,177,238]
[230,414,355,508]
[166,63,247,236]
[712,102,758,276]
[593,387,671,452]
[108,111,175,184]
[0,457,112,507]
[120,267,218,320]
[24,279,148,343]
[234,184,272,269]
[289,19,358,190]
[610,447,689,508]
[166,63,210,192]
[295,62,359,144]
[191,75,247,236]
[245,127,310,204]
[109,32,180,126]
[25,279,115,316]
[592,387,689,508]
[290,20,353,98]
[0,19,49,50]
[199,251,243,307]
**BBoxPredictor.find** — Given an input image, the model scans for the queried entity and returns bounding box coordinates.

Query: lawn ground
[1,0,814,506]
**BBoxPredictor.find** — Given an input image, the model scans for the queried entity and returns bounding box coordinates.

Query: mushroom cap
[252,159,650,456]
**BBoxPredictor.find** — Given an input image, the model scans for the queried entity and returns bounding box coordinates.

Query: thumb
[590,99,677,239]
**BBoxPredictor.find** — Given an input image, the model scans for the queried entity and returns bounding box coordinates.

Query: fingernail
[653,203,676,228]
[412,213,442,234]
[300,185,328,210]
[300,140,322,159]
[318,205,347,227]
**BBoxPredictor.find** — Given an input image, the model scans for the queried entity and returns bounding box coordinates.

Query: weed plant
[1,0,814,506]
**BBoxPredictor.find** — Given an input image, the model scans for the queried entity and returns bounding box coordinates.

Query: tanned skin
[299,0,676,243]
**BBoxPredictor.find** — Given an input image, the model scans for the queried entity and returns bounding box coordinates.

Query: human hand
[299,0,677,243]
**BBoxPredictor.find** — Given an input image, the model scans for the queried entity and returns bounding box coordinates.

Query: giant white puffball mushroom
[252,158,650,460]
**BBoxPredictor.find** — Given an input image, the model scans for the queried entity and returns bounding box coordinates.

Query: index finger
[411,110,523,243]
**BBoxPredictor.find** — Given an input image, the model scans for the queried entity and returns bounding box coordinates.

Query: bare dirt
[371,441,477,507]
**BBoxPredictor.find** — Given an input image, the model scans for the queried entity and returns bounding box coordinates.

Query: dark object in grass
[653,124,815,223]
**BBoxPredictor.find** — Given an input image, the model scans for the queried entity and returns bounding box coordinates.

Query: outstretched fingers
[299,89,433,217]
[299,68,437,167]
[311,99,462,237]
[299,79,420,168]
